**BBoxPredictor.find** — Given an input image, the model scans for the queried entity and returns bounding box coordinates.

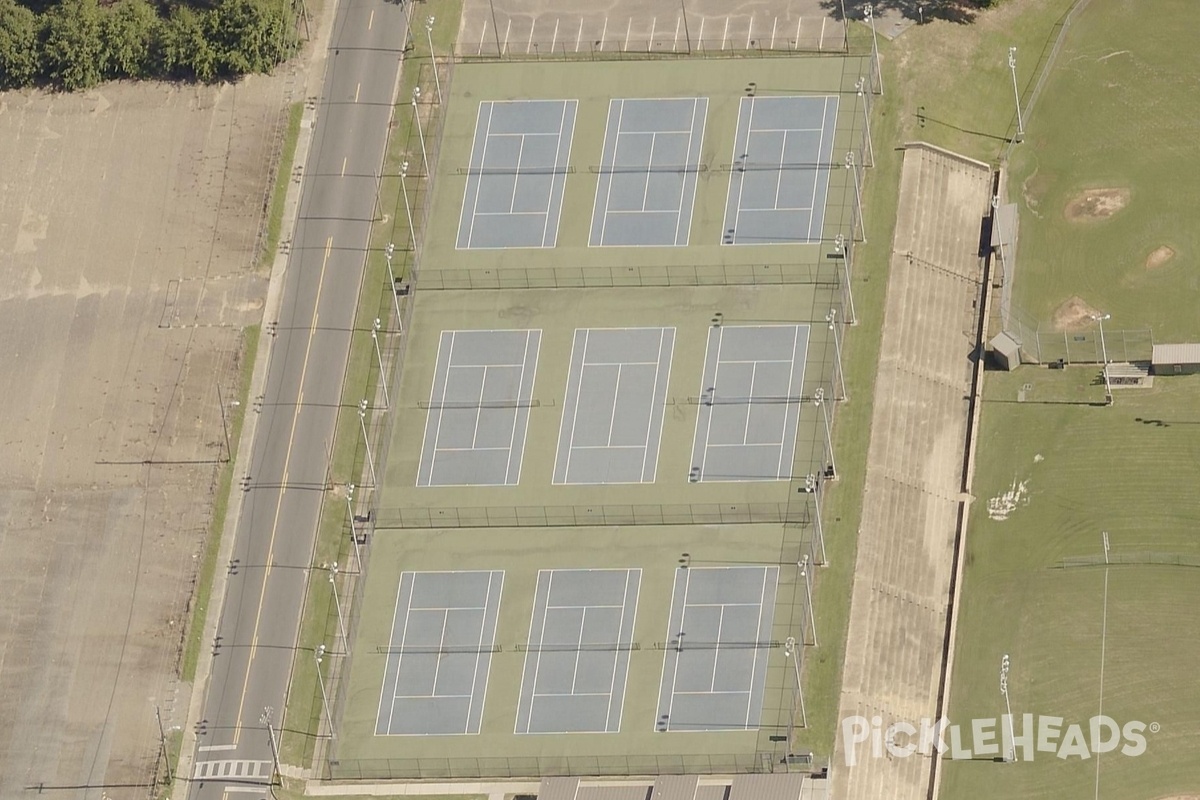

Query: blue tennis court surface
[516,569,641,734]
[589,98,708,247]
[417,329,541,487]
[723,96,839,245]
[690,325,809,482]
[656,566,779,732]
[457,100,577,249]
[553,327,675,485]
[376,570,504,736]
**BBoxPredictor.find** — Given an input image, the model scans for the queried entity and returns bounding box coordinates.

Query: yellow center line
[368,9,374,29]
[354,83,361,103]
[232,235,334,743]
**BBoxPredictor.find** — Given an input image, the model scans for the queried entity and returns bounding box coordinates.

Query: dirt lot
[0,73,296,797]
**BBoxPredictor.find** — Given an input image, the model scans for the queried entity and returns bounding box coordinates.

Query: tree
[100,0,158,79]
[40,0,105,89]
[0,0,39,88]
[209,0,294,76]
[158,5,216,81]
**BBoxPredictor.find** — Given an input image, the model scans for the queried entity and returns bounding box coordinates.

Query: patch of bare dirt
[1145,245,1176,269]
[1064,187,1130,222]
[1052,295,1102,331]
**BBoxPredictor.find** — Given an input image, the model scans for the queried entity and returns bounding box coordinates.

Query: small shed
[989,331,1022,371]
[1151,343,1200,375]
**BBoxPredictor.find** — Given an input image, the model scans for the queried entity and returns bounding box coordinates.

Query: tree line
[0,0,298,90]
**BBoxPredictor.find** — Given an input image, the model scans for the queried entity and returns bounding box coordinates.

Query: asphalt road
[184,0,408,795]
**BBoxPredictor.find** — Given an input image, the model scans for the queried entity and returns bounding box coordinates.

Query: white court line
[605,364,626,443]
[510,331,541,485]
[526,571,555,728]
[466,572,501,734]
[597,100,627,245]
[709,605,727,692]
[506,137,528,214]
[773,131,789,209]
[741,362,760,444]
[421,332,457,486]
[750,125,826,133]
[545,101,577,247]
[665,567,692,727]
[435,445,511,452]
[730,97,755,241]
[503,333,530,485]
[1096,567,1110,798]
[570,444,643,451]
[683,600,762,608]
[561,329,589,481]
[583,359,660,366]
[819,17,826,51]
[465,103,496,248]
[515,570,547,733]
[805,96,832,242]
[777,327,802,478]
[473,210,550,217]
[706,440,785,449]
[639,329,667,480]
[569,607,590,693]
[746,570,771,727]
[609,569,641,732]
[546,602,625,610]
[469,366,489,448]
[672,689,751,696]
[539,101,569,246]
[699,327,726,480]
[388,576,417,733]
[427,611,453,706]
[638,133,659,212]
[533,690,612,698]
[393,691,473,699]
[718,357,792,364]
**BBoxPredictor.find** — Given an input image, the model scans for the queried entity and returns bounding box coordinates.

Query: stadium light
[814,388,837,480]
[855,77,874,167]
[1090,313,1112,405]
[345,483,362,574]
[314,644,334,739]
[864,4,883,95]
[1000,654,1017,762]
[784,637,808,728]
[372,318,390,410]
[328,562,349,656]
[412,87,430,177]
[426,17,443,104]
[1008,47,1024,141]
[798,555,818,646]
[834,233,857,325]
[384,241,401,326]
[845,152,866,242]
[804,473,827,565]
[827,309,848,402]
[359,399,378,486]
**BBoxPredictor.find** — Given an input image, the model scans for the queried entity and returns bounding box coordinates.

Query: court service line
[639,133,659,212]
[232,234,331,744]
[741,362,760,445]
[709,605,728,692]
[606,364,627,444]
[609,569,641,731]
[639,331,667,479]
[426,610,453,701]
[507,136,528,214]
[561,330,590,481]
[505,332,539,485]
[773,130,790,209]
[796,17,802,46]
[568,607,590,694]
[469,365,490,448]
[464,572,498,734]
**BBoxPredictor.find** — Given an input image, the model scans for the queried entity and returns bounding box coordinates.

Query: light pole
[359,399,378,485]
[260,707,281,781]
[834,233,857,325]
[314,644,334,739]
[798,554,818,646]
[1102,530,1111,565]
[804,473,827,565]
[814,388,837,480]
[345,483,363,575]
[855,76,874,168]
[425,16,444,104]
[372,318,390,410]
[412,87,430,178]
[864,4,883,95]
[784,637,807,728]
[1000,654,1017,762]
[384,241,401,326]
[1091,313,1112,405]
[399,161,416,252]
[329,562,349,656]
[845,152,866,243]
[1008,47,1024,142]
[486,0,502,56]
[827,309,848,402]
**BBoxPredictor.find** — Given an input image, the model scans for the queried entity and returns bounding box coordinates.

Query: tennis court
[457,100,578,250]
[722,96,839,245]
[375,570,504,736]
[656,566,780,732]
[690,324,810,482]
[589,98,708,247]
[515,568,642,734]
[553,327,675,485]
[417,329,541,487]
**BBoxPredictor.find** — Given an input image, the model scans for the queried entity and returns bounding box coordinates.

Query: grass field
[939,2,1200,798]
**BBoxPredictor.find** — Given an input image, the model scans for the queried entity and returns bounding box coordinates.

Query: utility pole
[1008,47,1025,141]
[261,707,281,781]
[827,309,847,401]
[372,318,390,409]
[865,4,883,95]
[426,16,443,104]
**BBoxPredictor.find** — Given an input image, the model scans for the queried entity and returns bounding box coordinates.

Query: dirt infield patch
[1064,187,1129,221]
[1052,295,1102,331]
[1145,244,1176,269]
[0,72,296,795]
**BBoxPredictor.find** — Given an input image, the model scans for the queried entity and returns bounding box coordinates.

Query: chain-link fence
[1059,551,1200,569]
[325,752,787,780]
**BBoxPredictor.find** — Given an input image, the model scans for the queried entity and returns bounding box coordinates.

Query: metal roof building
[1151,343,1200,375]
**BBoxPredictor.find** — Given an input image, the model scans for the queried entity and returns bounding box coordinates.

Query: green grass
[261,103,305,271]
[182,324,261,683]
[938,2,1200,797]
[278,0,465,767]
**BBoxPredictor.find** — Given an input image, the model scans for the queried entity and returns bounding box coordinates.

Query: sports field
[331,54,869,779]
[941,2,1200,797]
